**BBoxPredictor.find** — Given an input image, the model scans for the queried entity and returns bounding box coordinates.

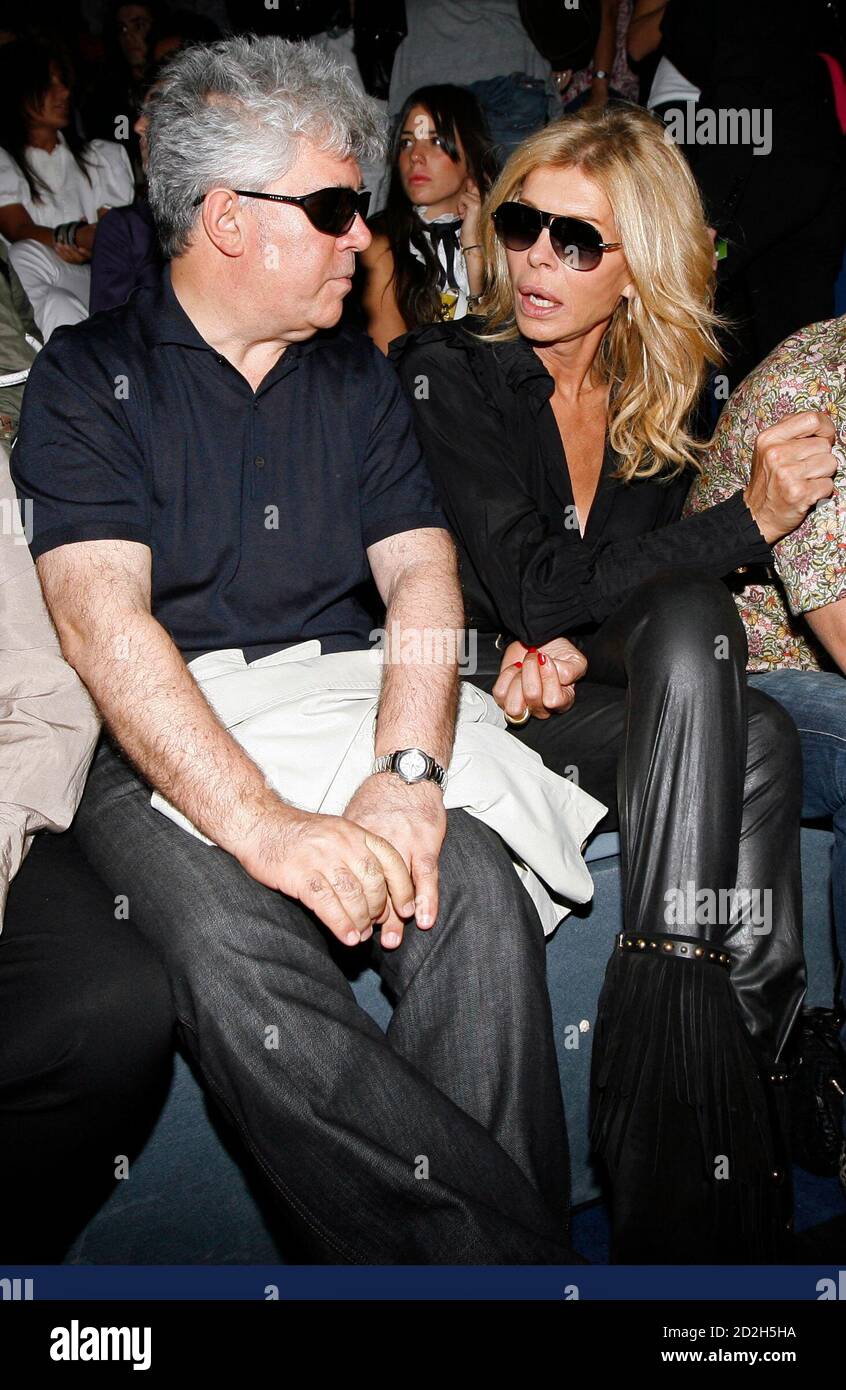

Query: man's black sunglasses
[492,201,622,271]
[192,185,371,236]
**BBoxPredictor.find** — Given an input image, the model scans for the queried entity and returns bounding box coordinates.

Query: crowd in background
[0,0,844,400]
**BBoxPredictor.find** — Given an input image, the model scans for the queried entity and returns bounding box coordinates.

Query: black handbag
[787,962,846,1184]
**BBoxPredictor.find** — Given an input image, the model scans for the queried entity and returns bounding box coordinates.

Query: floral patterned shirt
[564,0,640,105]
[685,317,846,672]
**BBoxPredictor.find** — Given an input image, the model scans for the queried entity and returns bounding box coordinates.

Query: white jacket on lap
[151,642,607,936]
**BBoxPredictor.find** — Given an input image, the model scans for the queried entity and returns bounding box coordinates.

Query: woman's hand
[492,638,587,722]
[72,221,96,257]
[457,177,482,247]
[53,219,94,263]
[537,636,589,684]
[53,238,90,264]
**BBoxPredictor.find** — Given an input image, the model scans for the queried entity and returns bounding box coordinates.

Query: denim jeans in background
[749,668,846,1028]
[466,71,552,163]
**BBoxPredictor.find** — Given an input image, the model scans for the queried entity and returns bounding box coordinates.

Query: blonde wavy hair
[477,103,725,480]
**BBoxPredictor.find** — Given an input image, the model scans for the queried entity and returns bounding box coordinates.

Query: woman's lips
[518,288,562,318]
[408,175,430,184]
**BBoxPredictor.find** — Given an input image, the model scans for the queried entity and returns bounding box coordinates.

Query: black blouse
[388,319,773,648]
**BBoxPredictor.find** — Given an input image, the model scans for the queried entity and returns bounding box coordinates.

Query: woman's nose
[526,229,559,270]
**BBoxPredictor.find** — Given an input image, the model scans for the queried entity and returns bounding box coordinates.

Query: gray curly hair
[145,34,388,259]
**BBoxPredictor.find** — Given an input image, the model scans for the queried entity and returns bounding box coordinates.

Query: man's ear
[198,189,246,258]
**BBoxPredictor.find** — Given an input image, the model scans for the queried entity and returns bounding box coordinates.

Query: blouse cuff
[725,488,773,568]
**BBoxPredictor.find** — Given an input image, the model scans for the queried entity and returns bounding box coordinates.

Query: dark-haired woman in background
[0,38,133,339]
[360,84,499,353]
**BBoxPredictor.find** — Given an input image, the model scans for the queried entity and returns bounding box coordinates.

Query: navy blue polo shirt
[11,264,447,661]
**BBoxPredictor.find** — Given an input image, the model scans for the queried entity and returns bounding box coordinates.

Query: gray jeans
[72,733,580,1264]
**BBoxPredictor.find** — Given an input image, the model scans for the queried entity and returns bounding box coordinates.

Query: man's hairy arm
[370,526,462,768]
[344,526,464,944]
[36,538,415,945]
[37,539,287,851]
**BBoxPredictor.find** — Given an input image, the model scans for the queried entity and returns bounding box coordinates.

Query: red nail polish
[514,661,523,668]
[526,646,537,654]
[538,652,547,665]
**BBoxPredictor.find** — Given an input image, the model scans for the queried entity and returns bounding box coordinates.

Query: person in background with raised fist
[687,316,846,1194]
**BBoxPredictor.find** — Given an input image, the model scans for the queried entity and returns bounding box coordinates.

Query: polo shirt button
[255,455,266,469]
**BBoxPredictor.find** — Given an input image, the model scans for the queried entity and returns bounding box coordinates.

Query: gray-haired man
[12,36,579,1263]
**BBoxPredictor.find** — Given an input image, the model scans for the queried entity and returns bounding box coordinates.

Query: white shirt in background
[647,55,701,109]
[0,132,134,246]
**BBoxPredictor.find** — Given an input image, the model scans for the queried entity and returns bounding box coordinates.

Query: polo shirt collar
[144,262,327,366]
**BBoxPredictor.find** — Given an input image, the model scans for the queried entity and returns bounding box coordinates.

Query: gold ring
[504,707,531,727]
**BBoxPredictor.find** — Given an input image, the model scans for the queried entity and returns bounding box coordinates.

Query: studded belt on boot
[616,931,733,971]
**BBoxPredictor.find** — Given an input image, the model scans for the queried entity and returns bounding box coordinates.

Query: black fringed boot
[590,931,794,1263]
[574,571,806,1264]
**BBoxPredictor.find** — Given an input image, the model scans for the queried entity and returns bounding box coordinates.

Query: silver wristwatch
[372,747,447,789]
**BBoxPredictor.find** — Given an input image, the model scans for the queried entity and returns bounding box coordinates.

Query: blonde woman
[390,104,838,1263]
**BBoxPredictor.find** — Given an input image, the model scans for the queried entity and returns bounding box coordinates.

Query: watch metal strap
[373,750,447,787]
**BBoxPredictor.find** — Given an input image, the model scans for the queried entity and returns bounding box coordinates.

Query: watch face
[397,749,428,781]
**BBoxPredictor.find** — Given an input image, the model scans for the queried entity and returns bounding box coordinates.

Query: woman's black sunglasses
[492,201,621,271]
[192,185,371,236]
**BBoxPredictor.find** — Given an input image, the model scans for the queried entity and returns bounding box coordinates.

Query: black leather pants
[470,570,806,1260]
